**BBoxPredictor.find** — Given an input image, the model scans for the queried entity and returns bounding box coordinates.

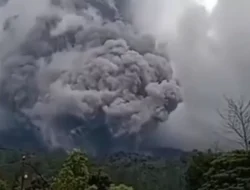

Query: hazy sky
[129,0,250,150]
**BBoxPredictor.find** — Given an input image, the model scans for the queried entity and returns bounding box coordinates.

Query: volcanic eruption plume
[0,0,182,152]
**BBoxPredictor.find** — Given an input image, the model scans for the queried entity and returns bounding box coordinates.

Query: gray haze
[130,0,250,150]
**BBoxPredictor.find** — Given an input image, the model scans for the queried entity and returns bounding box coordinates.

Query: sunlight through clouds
[194,0,218,13]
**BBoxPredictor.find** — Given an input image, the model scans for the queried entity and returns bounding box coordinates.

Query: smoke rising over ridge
[0,0,182,151]
[2,0,249,152]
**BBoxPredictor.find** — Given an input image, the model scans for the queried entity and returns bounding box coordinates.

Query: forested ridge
[0,148,250,190]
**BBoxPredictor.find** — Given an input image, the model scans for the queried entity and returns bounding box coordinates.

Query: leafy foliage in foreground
[199,150,250,190]
[0,179,8,190]
[52,151,90,190]
[2,148,250,190]
[48,150,133,190]
[185,150,250,190]
[0,149,134,190]
[110,184,134,190]
[0,150,186,190]
[185,150,219,190]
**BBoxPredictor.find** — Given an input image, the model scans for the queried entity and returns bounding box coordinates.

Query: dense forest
[0,148,250,190]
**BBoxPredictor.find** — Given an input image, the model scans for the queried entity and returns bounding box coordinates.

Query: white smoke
[0,0,182,149]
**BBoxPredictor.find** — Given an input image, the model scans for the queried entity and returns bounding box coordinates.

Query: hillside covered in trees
[0,148,250,190]
[0,148,186,190]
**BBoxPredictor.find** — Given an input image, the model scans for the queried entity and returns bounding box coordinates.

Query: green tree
[52,150,89,190]
[88,170,112,190]
[185,150,218,190]
[110,184,134,190]
[0,179,8,190]
[199,150,250,190]
[87,185,98,190]
[25,177,50,190]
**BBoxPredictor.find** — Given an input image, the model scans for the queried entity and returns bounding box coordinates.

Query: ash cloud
[0,0,181,152]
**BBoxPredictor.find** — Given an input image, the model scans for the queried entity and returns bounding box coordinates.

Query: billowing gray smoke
[0,0,182,152]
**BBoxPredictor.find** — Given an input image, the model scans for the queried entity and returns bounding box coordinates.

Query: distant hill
[0,125,186,160]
